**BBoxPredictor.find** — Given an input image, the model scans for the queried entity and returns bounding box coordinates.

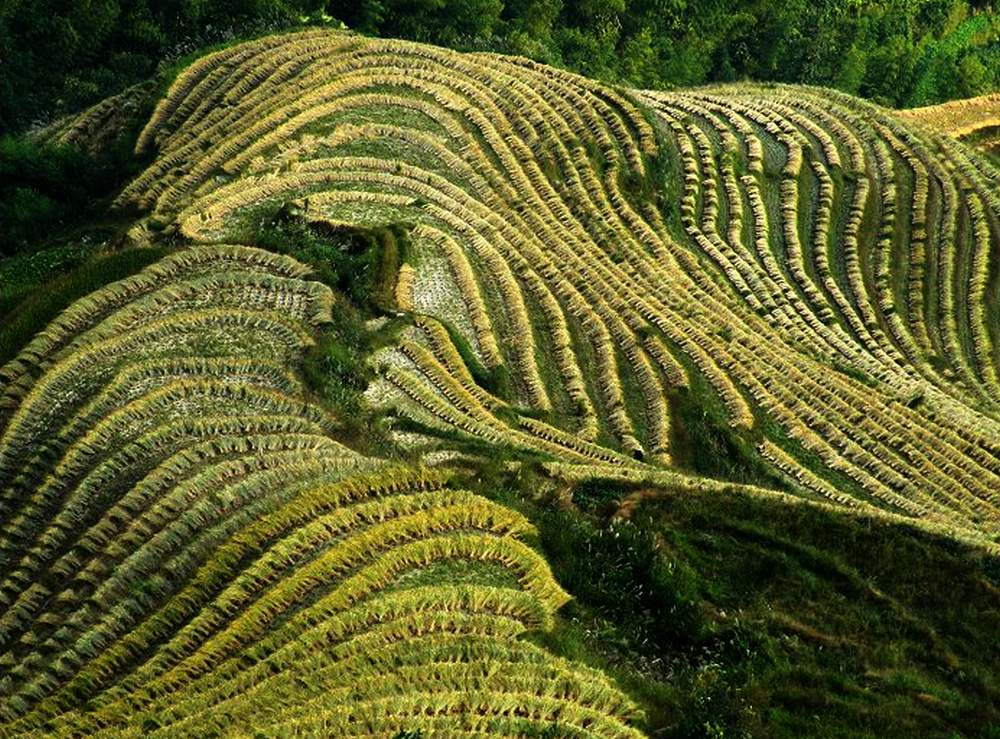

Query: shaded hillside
[525,474,1000,738]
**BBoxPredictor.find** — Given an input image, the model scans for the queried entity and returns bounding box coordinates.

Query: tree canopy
[2,0,999,132]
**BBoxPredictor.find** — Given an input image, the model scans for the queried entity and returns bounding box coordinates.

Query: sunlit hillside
[3,28,1000,738]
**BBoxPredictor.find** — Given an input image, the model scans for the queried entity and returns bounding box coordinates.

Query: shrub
[0,135,137,256]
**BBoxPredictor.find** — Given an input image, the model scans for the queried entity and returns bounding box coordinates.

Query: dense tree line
[342,0,1000,108]
[2,0,998,133]
[0,0,305,133]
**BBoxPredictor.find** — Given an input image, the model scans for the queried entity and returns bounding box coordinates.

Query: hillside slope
[118,30,1000,540]
[0,246,641,736]
[3,28,1000,737]
[900,93,1000,161]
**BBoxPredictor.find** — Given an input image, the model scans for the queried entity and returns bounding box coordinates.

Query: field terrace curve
[115,30,1000,544]
[5,25,1000,735]
[0,245,643,736]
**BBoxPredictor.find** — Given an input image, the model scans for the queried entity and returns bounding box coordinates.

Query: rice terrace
[3,4,1000,737]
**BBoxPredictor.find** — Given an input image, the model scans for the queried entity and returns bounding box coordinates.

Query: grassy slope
[478,462,1000,739]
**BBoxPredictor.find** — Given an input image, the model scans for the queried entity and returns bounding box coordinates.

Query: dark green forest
[2,0,999,134]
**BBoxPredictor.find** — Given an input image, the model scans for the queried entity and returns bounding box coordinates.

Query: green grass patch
[253,205,410,313]
[667,377,783,488]
[386,558,521,591]
[435,316,512,400]
[467,459,1000,738]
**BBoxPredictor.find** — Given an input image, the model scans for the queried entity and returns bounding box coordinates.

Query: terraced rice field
[900,92,1000,158]
[0,245,641,736]
[118,30,1000,536]
[4,28,1000,735]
